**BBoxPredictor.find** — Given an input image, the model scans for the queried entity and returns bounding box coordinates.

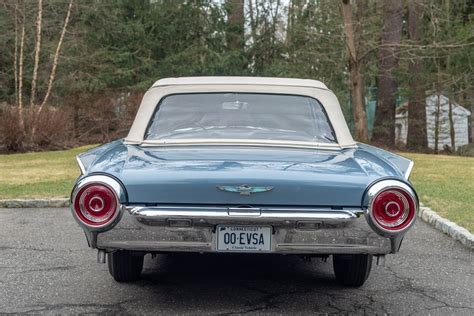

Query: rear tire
[333,254,372,287]
[107,251,144,282]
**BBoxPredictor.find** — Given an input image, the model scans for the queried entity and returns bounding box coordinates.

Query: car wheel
[107,250,144,282]
[332,254,372,287]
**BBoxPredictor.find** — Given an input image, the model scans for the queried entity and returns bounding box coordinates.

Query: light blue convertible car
[71,77,418,286]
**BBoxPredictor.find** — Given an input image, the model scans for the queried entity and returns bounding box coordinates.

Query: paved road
[0,208,472,315]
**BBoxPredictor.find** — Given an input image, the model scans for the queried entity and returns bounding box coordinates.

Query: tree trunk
[341,0,368,142]
[13,0,19,108]
[30,0,43,109]
[17,0,25,134]
[448,84,455,150]
[372,0,402,146]
[271,0,281,49]
[445,2,455,151]
[406,0,427,149]
[287,0,294,45]
[434,93,441,153]
[351,69,369,142]
[467,76,474,143]
[248,0,257,43]
[226,0,244,51]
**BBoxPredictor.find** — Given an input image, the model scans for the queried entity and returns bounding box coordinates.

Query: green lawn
[401,152,473,233]
[0,145,96,199]
[0,146,472,232]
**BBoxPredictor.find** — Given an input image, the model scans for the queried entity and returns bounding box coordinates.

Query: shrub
[0,91,143,153]
[73,91,142,144]
[456,144,474,157]
[30,106,73,150]
[0,105,73,153]
[0,107,26,152]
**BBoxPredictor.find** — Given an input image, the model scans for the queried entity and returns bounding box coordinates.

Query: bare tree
[372,0,403,146]
[17,0,25,133]
[13,0,19,108]
[30,0,43,108]
[341,0,368,142]
[33,0,73,135]
[406,0,427,149]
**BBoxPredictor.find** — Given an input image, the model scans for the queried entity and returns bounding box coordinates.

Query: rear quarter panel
[357,143,413,181]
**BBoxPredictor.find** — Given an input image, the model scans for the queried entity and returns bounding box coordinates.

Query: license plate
[216,225,272,252]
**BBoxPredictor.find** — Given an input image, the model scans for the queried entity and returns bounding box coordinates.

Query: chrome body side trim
[76,156,86,175]
[70,175,125,232]
[405,161,414,180]
[139,139,356,150]
[127,206,361,226]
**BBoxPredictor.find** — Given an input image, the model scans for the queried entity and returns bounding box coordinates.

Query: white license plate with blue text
[217,225,272,252]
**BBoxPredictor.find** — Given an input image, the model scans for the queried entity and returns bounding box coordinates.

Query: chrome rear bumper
[129,206,360,226]
[83,206,399,255]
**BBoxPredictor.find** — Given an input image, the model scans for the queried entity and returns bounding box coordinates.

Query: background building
[395,94,471,150]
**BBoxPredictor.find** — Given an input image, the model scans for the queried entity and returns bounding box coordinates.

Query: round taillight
[73,183,119,227]
[371,188,416,231]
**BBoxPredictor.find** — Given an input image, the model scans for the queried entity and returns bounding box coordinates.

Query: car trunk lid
[118,145,399,207]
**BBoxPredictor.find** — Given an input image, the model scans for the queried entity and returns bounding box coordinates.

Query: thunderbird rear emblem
[217,184,274,196]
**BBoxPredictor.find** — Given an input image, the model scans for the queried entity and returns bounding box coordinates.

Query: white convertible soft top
[125,77,356,148]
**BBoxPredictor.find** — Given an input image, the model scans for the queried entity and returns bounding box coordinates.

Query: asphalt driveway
[0,207,472,315]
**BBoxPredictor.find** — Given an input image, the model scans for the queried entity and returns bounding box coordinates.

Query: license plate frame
[216,225,272,252]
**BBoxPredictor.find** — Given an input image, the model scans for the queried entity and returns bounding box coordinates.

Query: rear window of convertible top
[145,93,337,143]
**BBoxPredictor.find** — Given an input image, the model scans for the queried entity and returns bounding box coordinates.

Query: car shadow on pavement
[133,253,347,312]
[142,253,336,284]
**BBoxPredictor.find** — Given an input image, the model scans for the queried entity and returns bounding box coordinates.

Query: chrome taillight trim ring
[71,175,125,231]
[365,179,419,236]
